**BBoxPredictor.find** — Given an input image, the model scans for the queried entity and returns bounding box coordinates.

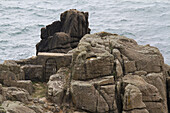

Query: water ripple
[0,0,170,64]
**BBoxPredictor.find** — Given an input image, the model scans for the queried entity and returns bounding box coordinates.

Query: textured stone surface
[2,101,36,113]
[15,80,33,94]
[47,67,70,105]
[0,64,25,85]
[69,32,168,113]
[3,87,30,103]
[36,9,90,54]
[123,84,146,111]
[21,65,43,81]
[123,75,162,102]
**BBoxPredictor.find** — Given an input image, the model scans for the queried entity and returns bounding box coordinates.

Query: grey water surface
[0,0,170,64]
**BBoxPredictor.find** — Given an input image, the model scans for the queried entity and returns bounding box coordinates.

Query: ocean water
[0,0,170,64]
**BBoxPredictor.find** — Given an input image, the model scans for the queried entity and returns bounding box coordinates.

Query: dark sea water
[0,0,170,64]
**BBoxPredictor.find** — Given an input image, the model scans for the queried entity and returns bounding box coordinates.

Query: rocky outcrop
[21,65,43,81]
[0,9,170,113]
[123,84,149,113]
[36,9,90,54]
[0,64,25,86]
[3,87,31,103]
[65,32,168,113]
[47,67,71,105]
[2,101,36,113]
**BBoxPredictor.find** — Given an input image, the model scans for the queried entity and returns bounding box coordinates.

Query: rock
[72,53,114,80]
[123,84,146,111]
[71,80,107,112]
[28,104,43,113]
[36,32,72,54]
[167,77,170,111]
[74,112,87,113]
[4,56,38,66]
[47,67,71,105]
[2,100,36,113]
[142,73,168,113]
[71,75,118,113]
[41,21,61,39]
[60,9,90,38]
[122,74,167,113]
[15,80,33,94]
[164,64,170,76]
[115,59,123,78]
[0,70,17,86]
[123,109,149,113]
[145,102,165,113]
[70,32,168,112]
[21,65,43,81]
[112,49,122,63]
[36,9,90,54]
[124,61,136,74]
[123,75,162,102]
[38,97,47,104]
[0,64,25,86]
[134,70,147,76]
[3,87,30,103]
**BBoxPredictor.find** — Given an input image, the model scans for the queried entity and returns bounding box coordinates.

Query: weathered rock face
[2,101,36,113]
[167,77,170,111]
[36,9,90,54]
[66,32,168,113]
[0,64,25,86]
[21,65,43,81]
[2,87,31,103]
[47,67,71,105]
[123,84,149,113]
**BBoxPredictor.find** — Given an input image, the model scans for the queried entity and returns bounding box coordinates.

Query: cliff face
[0,9,169,113]
[47,32,168,113]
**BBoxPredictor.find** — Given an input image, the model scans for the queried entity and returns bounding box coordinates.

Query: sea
[0,0,170,64]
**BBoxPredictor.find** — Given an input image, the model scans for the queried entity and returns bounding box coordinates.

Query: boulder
[70,32,168,112]
[15,80,33,94]
[0,64,25,84]
[60,9,90,38]
[2,87,30,103]
[72,54,114,80]
[71,75,117,113]
[123,75,162,102]
[36,32,72,53]
[21,65,43,81]
[166,77,170,112]
[71,80,109,113]
[142,73,168,112]
[28,104,43,113]
[2,101,36,113]
[47,67,71,105]
[123,74,167,113]
[123,84,146,111]
[36,9,90,54]
[124,61,136,74]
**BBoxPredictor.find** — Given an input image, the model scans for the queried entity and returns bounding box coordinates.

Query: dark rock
[60,9,90,38]
[36,9,90,54]
[41,21,61,39]
[37,32,72,54]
